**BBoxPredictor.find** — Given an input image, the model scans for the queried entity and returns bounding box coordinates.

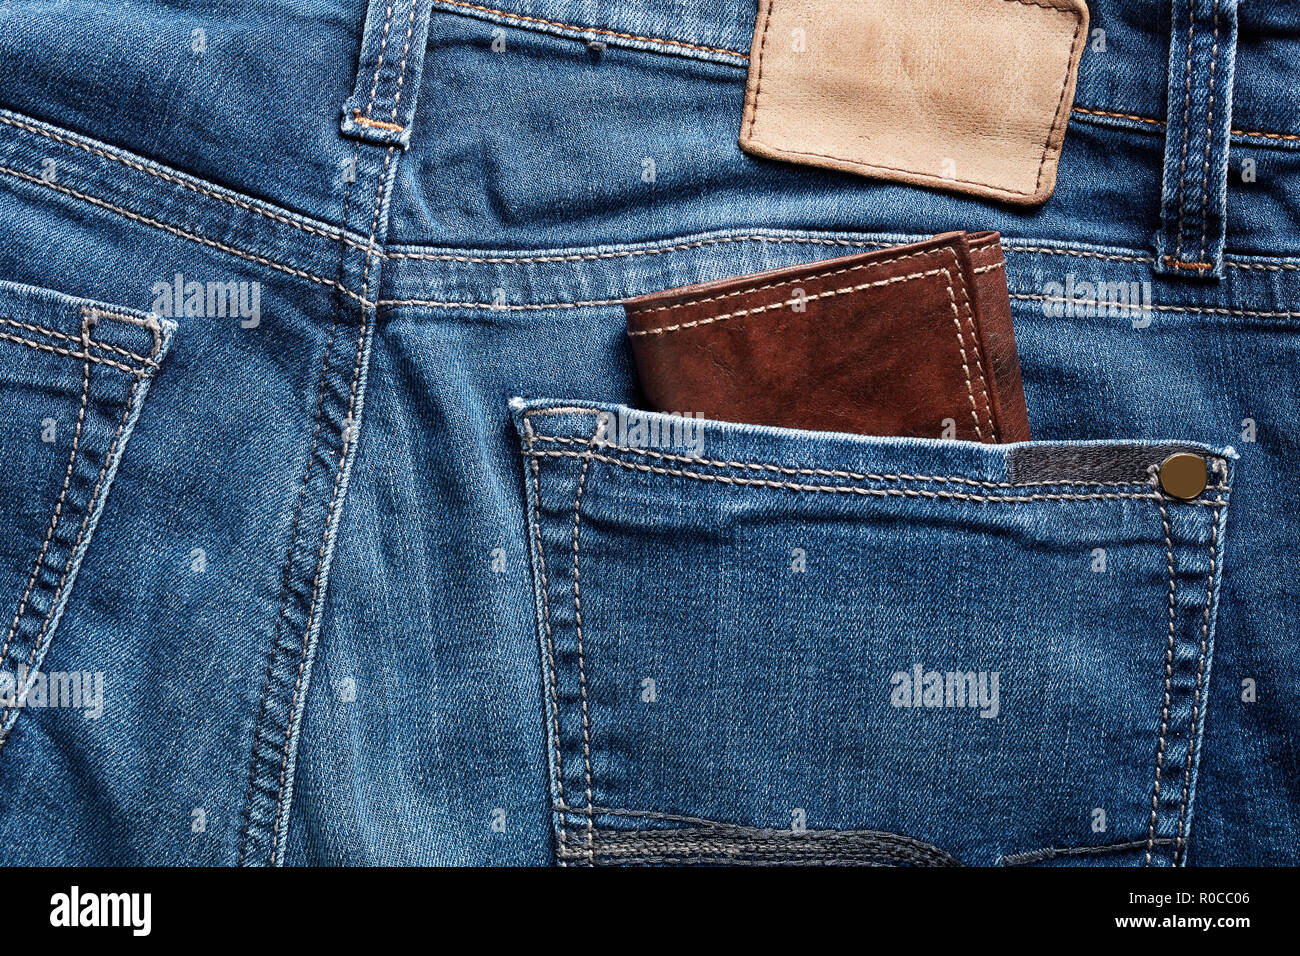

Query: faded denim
[0,0,1295,865]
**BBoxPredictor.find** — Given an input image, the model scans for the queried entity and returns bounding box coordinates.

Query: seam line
[1145,488,1178,865]
[523,448,1230,505]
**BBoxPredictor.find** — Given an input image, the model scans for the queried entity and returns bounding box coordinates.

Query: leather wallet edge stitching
[626,243,964,331]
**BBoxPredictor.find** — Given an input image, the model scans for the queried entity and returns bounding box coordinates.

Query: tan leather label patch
[739,0,1089,205]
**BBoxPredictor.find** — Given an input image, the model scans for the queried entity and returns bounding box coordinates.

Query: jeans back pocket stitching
[1173,484,1225,863]
[0,370,149,746]
[569,418,606,865]
[1146,491,1180,864]
[522,419,570,862]
[0,312,93,672]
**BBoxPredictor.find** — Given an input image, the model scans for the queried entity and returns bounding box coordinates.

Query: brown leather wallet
[623,231,1030,443]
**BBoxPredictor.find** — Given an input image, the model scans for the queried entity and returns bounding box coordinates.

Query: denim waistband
[428,0,1300,142]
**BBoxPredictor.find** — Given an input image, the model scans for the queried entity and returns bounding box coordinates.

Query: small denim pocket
[513,399,1233,867]
[0,280,173,745]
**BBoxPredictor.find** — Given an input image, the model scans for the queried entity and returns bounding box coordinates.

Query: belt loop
[340,0,437,147]
[1153,0,1239,280]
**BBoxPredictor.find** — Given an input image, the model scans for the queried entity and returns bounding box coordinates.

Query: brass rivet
[1159,453,1208,500]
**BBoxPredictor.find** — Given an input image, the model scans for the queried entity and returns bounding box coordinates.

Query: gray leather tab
[1009,443,1212,485]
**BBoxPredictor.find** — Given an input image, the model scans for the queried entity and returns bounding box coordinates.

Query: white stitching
[628,245,952,321]
[0,330,152,375]
[0,316,155,365]
[0,112,368,252]
[388,0,421,120]
[1197,0,1222,266]
[1172,6,1197,264]
[939,248,993,440]
[385,234,890,263]
[527,434,1176,489]
[1174,498,1220,863]
[1009,294,1300,319]
[268,145,394,863]
[522,448,1222,505]
[1,366,151,728]
[363,0,398,118]
[626,265,948,337]
[570,419,606,864]
[0,163,372,306]
[378,296,624,310]
[522,420,569,860]
[1145,489,1178,866]
[0,314,92,670]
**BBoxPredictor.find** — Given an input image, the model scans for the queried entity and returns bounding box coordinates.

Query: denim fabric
[0,0,1295,865]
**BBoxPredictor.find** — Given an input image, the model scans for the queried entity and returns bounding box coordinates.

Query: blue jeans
[0,0,1294,866]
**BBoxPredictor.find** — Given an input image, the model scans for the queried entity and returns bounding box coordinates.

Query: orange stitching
[1162,255,1213,270]
[352,111,404,132]
[434,0,747,58]
[435,0,1296,158]
[1234,127,1300,142]
[1073,106,1300,143]
[1073,106,1163,126]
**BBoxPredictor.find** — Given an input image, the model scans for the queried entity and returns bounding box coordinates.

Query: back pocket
[0,280,173,741]
[513,399,1233,867]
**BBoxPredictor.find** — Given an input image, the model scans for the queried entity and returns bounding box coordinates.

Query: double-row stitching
[1145,489,1178,865]
[0,331,153,376]
[1174,492,1221,863]
[0,164,370,306]
[939,248,995,440]
[1196,0,1222,266]
[389,0,421,122]
[627,267,945,336]
[0,315,92,674]
[528,434,1165,490]
[0,317,156,366]
[240,178,355,867]
[0,376,147,742]
[268,145,395,864]
[1171,5,1197,267]
[523,447,1209,505]
[0,112,364,252]
[363,0,398,118]
[433,0,747,59]
[522,419,569,862]
[628,244,951,321]
[385,234,891,263]
[1073,105,1300,143]
[569,418,605,865]
[1009,293,1300,319]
